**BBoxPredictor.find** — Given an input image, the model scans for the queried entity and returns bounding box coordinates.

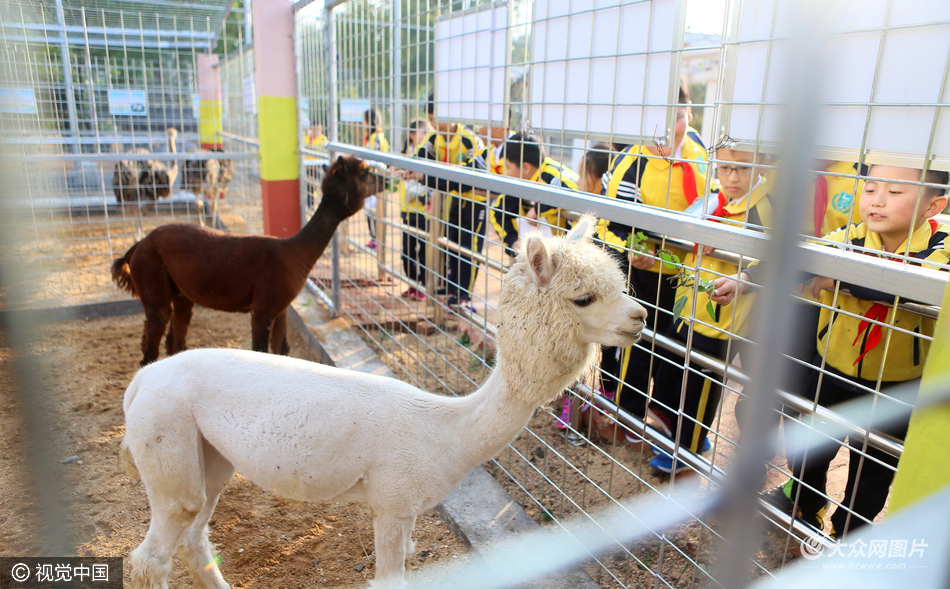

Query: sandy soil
[0,308,466,588]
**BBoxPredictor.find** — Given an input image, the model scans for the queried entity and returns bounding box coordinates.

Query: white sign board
[530,0,681,140]
[434,3,509,123]
[108,89,147,116]
[725,0,950,169]
[0,87,37,114]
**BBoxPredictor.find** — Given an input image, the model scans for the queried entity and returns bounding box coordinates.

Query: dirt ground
[0,308,466,588]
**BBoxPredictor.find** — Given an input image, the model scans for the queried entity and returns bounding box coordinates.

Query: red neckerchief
[813,175,828,237]
[675,160,699,205]
[693,193,729,254]
[849,220,938,365]
[851,303,889,366]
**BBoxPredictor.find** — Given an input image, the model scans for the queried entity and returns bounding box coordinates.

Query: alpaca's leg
[179,438,235,589]
[403,515,417,574]
[166,294,195,356]
[130,507,197,589]
[369,514,415,589]
[250,312,273,353]
[128,433,207,588]
[141,306,171,366]
[268,310,290,355]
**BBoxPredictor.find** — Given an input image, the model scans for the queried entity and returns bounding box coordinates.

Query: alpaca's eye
[572,295,595,307]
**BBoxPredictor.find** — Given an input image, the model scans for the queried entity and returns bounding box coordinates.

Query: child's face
[861,166,946,243]
[505,159,529,179]
[716,148,758,199]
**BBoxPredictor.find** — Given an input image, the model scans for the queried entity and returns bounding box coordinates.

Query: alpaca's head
[320,156,386,220]
[496,216,647,402]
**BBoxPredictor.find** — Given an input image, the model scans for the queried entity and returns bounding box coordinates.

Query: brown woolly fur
[496,216,629,406]
[111,156,384,366]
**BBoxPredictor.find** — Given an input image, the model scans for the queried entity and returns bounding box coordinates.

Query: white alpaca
[120,216,647,589]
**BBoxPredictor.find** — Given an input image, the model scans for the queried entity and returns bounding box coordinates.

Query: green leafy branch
[626,232,717,324]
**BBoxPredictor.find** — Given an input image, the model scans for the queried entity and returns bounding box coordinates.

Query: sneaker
[447,296,476,313]
[649,452,689,474]
[650,437,711,456]
[401,287,415,298]
[557,396,572,430]
[761,479,826,531]
[366,239,377,249]
[412,290,426,301]
[436,287,449,296]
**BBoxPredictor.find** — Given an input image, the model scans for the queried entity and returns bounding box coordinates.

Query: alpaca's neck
[284,202,346,273]
[453,338,595,467]
[454,370,540,466]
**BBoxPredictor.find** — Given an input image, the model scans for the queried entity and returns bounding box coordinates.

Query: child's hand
[628,248,655,270]
[709,272,746,305]
[702,245,716,256]
[810,276,836,298]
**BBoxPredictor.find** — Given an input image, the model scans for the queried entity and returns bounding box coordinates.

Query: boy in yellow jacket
[713,165,949,537]
[647,146,772,473]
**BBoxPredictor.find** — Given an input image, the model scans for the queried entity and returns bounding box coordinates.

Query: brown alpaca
[111,156,384,366]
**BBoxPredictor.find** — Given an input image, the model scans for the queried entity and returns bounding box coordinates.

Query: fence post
[54,0,79,154]
[197,54,223,150]
[326,4,341,317]
[253,0,301,237]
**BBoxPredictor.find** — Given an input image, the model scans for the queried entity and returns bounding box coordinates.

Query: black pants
[786,361,916,537]
[445,196,486,300]
[650,326,730,453]
[601,265,678,418]
[401,212,427,284]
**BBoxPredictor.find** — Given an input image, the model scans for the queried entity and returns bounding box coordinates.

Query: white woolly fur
[120,215,647,589]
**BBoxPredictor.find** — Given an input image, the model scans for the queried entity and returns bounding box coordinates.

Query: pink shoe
[366,239,377,249]
[556,395,572,429]
[401,288,415,298]
[413,290,426,301]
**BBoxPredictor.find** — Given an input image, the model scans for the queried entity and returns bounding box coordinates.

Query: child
[577,143,613,195]
[363,108,389,249]
[407,109,487,311]
[598,79,709,429]
[713,166,949,537]
[498,133,579,250]
[398,119,432,301]
[646,146,773,473]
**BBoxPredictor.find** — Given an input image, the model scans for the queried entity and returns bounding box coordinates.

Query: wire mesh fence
[0,0,260,309]
[296,0,950,586]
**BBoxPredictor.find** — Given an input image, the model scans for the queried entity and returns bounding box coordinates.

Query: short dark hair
[363,108,381,130]
[924,169,949,198]
[580,143,612,181]
[504,132,544,169]
[678,78,691,105]
[427,92,435,117]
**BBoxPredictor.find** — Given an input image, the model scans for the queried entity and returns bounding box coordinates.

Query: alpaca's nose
[631,302,648,323]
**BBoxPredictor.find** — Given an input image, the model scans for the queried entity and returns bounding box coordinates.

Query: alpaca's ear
[524,234,555,286]
[329,156,346,175]
[566,214,597,243]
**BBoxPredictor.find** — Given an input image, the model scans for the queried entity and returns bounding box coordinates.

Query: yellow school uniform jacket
[676,178,774,340]
[816,220,949,381]
[397,180,427,214]
[534,157,580,235]
[599,130,709,274]
[415,131,450,194]
[365,131,390,153]
[490,157,579,250]
[808,161,865,237]
[444,124,489,201]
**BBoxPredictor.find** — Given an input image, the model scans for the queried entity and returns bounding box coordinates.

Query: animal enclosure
[0,0,261,309]
[2,0,950,587]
